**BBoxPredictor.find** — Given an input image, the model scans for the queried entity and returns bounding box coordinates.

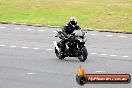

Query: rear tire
[55,47,65,59]
[78,46,88,62]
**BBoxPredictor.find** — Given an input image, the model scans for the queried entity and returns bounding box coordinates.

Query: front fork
[77,43,85,56]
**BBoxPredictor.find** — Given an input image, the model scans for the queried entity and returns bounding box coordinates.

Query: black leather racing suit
[59,22,81,54]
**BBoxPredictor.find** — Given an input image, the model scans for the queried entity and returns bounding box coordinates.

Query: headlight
[78,38,83,42]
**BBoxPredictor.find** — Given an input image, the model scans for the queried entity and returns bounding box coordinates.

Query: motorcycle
[53,29,88,62]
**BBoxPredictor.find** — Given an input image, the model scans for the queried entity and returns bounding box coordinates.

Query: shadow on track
[52,57,87,63]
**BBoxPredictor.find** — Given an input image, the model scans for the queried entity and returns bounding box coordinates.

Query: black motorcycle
[53,30,88,62]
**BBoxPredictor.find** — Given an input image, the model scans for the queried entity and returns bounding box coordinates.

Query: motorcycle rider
[58,17,81,55]
[63,17,81,35]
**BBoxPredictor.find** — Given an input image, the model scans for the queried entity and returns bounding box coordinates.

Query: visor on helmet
[70,21,77,25]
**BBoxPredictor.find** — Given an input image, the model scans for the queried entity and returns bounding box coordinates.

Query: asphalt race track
[0,23,132,88]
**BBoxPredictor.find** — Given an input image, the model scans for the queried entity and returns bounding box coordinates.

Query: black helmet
[69,17,77,27]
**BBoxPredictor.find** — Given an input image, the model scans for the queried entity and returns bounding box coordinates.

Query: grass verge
[0,0,132,31]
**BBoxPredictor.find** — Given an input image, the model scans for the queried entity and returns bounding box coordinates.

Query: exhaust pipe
[53,41,60,52]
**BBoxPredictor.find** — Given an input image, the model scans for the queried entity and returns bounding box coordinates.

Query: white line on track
[90,34,96,36]
[110,55,117,57]
[38,30,44,32]
[15,28,21,29]
[26,72,35,75]
[21,47,29,49]
[52,31,57,33]
[91,53,98,55]
[119,36,126,38]
[95,71,105,73]
[100,54,107,56]
[33,48,40,50]
[47,48,53,51]
[106,35,113,37]
[0,27,5,28]
[10,46,17,48]
[122,56,129,58]
[26,29,33,31]
[0,44,130,59]
[0,45,5,47]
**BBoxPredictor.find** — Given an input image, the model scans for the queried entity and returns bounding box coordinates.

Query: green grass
[0,0,132,31]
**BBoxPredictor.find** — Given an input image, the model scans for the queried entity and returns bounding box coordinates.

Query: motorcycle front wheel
[78,46,88,62]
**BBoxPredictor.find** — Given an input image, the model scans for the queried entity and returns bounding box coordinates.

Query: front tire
[78,46,88,62]
[55,47,65,59]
